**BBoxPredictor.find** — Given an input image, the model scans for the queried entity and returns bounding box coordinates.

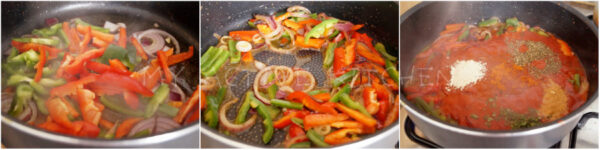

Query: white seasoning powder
[448,60,487,91]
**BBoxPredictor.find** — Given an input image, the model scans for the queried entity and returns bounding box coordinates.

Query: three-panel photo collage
[0,0,598,149]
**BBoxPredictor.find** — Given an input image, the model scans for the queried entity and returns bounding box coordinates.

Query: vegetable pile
[2,18,199,139]
[201,6,399,147]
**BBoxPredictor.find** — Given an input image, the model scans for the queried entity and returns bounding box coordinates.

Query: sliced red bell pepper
[289,124,306,138]
[123,90,139,109]
[175,85,200,123]
[333,39,356,77]
[362,87,380,115]
[50,74,99,97]
[86,61,132,76]
[87,82,122,96]
[286,91,337,114]
[303,113,349,130]
[376,98,390,128]
[351,24,364,31]
[241,51,254,63]
[71,121,101,138]
[157,50,173,84]
[95,72,154,97]
[11,40,60,59]
[382,95,399,128]
[184,105,200,124]
[335,103,377,128]
[62,48,106,75]
[34,46,47,82]
[294,35,325,49]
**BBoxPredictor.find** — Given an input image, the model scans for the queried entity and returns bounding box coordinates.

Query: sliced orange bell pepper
[76,89,102,125]
[115,117,143,139]
[257,24,272,35]
[274,111,298,129]
[200,90,207,110]
[330,120,363,129]
[286,91,337,114]
[92,37,109,48]
[324,128,362,145]
[557,39,574,56]
[130,36,148,60]
[283,19,302,30]
[297,19,321,27]
[157,50,173,84]
[229,30,259,42]
[356,42,385,65]
[382,95,399,128]
[76,24,114,43]
[118,27,127,48]
[46,97,79,129]
[275,12,291,22]
[184,106,200,124]
[303,113,349,130]
[80,26,92,52]
[351,24,364,31]
[335,103,377,127]
[312,92,331,102]
[108,59,128,71]
[99,119,115,129]
[241,51,254,63]
[294,35,325,49]
[166,46,194,65]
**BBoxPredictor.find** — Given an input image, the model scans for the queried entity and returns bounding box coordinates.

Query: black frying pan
[201,1,399,148]
[1,2,199,148]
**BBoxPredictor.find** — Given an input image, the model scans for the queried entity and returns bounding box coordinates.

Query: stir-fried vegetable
[2,18,198,139]
[200,5,399,147]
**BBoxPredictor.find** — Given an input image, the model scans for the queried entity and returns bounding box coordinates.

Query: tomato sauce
[404,26,589,130]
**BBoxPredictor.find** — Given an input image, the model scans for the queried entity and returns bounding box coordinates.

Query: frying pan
[1,1,199,148]
[400,1,598,148]
[200,1,399,148]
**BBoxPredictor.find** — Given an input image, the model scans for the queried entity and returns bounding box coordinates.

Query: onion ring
[219,99,258,133]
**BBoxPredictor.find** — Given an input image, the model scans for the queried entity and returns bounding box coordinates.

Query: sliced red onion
[261,78,276,89]
[140,33,165,54]
[255,15,283,39]
[155,117,181,133]
[1,94,14,113]
[254,61,266,70]
[27,102,38,124]
[135,29,181,54]
[283,135,308,148]
[219,99,257,133]
[128,117,180,137]
[333,33,344,43]
[287,5,311,15]
[46,18,59,26]
[16,102,32,121]
[169,83,186,102]
[334,22,354,32]
[275,90,288,99]
[253,66,276,104]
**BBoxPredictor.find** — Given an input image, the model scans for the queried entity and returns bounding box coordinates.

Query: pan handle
[404,117,442,148]
[569,112,598,148]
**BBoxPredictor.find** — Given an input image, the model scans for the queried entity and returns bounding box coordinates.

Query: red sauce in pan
[403,25,589,130]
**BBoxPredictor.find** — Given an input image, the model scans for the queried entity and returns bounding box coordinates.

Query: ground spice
[508,40,561,77]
